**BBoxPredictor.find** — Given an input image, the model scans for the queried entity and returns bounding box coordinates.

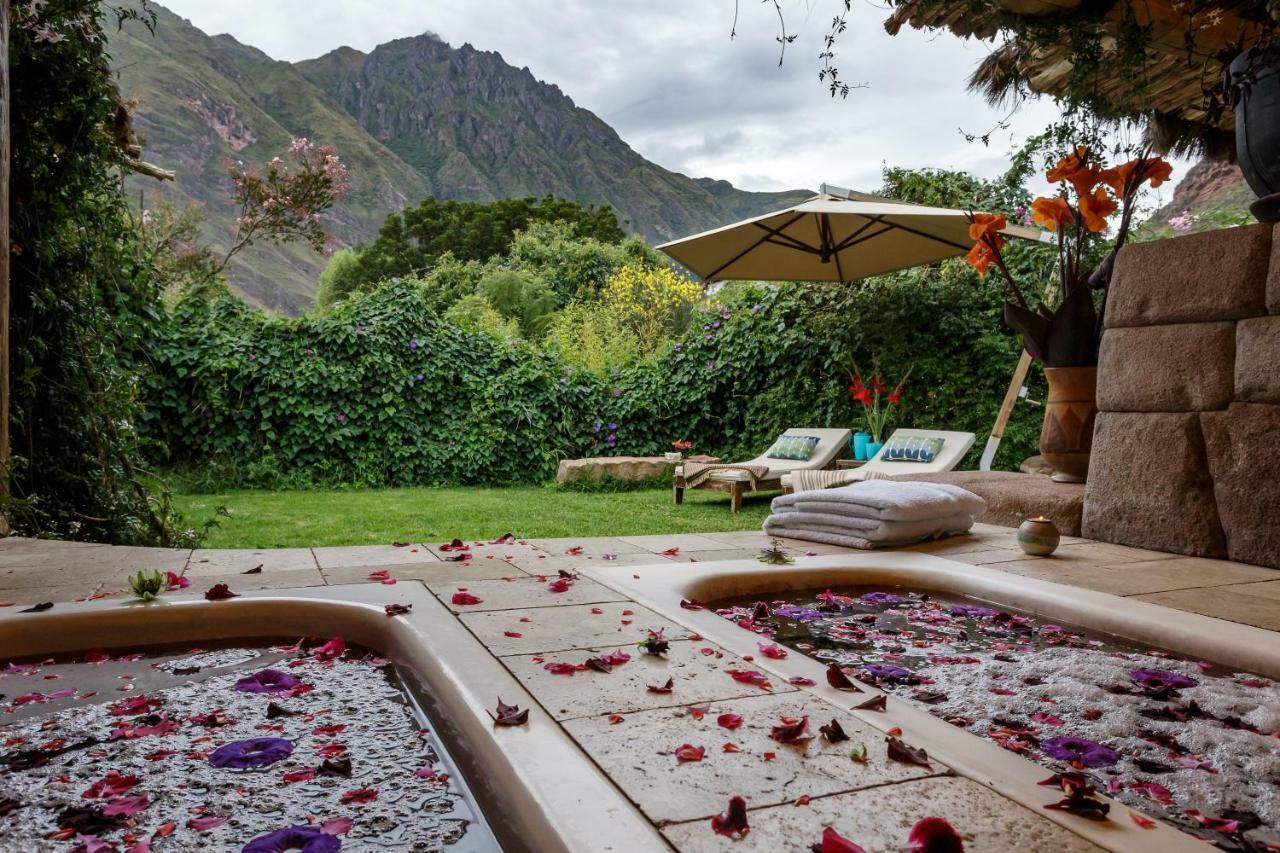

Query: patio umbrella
[657,185,1047,284]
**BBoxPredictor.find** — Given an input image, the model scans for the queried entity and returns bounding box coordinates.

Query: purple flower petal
[234,669,301,694]
[242,826,342,852]
[862,663,913,681]
[1130,669,1198,690]
[208,737,294,770]
[1040,736,1119,768]
[950,604,998,619]
[859,591,905,605]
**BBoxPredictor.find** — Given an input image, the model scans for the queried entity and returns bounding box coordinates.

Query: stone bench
[556,455,719,485]
[893,471,1085,536]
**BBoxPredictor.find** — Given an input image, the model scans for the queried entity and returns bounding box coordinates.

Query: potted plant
[966,146,1172,482]
[848,362,911,458]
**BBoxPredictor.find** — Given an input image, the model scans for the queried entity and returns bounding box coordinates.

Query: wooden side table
[835,459,867,470]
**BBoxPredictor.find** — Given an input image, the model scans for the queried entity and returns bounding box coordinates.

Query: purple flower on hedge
[1040,736,1118,768]
[593,422,602,433]
[243,826,341,853]
[607,422,618,431]
[560,378,568,384]
[606,434,617,447]
[712,321,721,329]
[235,668,301,694]
[861,663,913,681]
[752,303,762,313]
[674,344,682,353]
[612,389,622,397]
[706,361,715,370]
[208,737,294,770]
[248,354,257,362]
[859,591,905,605]
[408,339,419,350]
[337,413,346,424]
[951,604,998,619]
[1130,669,1198,690]
[415,373,424,382]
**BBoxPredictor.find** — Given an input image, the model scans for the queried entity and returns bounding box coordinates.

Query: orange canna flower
[966,240,997,276]
[1100,157,1174,196]
[967,212,1007,242]
[1077,187,1118,233]
[1031,196,1074,231]
[1047,146,1102,197]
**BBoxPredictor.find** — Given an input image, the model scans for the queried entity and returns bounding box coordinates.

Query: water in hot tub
[0,637,501,851]
[713,587,1280,852]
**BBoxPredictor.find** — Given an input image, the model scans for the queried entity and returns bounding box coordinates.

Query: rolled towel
[771,479,985,522]
[763,514,974,550]
[764,510,976,544]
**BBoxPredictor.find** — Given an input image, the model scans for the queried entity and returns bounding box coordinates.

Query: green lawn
[173,486,773,549]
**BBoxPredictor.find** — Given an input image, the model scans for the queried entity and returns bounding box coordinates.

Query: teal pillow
[882,435,944,463]
[766,435,820,461]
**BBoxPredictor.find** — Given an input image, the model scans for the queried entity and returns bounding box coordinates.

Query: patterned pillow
[766,434,821,461]
[882,435,945,463]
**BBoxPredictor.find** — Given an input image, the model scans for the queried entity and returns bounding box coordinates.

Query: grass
[173,485,774,549]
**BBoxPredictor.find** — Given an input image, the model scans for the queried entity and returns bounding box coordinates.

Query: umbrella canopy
[657,187,1048,283]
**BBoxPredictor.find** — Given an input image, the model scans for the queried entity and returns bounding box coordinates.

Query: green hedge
[144,265,1046,489]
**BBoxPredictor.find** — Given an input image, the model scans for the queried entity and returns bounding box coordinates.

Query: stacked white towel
[763,480,986,550]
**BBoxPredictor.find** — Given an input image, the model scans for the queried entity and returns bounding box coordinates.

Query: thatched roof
[884,0,1276,158]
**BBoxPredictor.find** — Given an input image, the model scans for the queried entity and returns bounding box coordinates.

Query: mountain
[1144,159,1255,230]
[109,3,811,313]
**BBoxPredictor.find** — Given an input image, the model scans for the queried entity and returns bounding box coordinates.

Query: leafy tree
[479,269,558,338]
[442,294,521,340]
[350,195,628,290]
[505,221,663,305]
[5,0,179,542]
[316,248,363,309]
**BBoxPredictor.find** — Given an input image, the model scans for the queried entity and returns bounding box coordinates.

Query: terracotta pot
[1040,366,1097,483]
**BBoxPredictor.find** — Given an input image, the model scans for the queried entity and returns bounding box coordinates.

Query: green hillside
[109,3,811,312]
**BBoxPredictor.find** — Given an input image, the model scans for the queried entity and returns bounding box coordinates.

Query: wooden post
[0,0,10,521]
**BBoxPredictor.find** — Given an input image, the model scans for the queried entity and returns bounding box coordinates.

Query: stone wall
[1082,224,1280,568]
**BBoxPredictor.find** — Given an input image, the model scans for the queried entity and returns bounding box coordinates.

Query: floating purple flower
[1130,669,1198,690]
[951,604,998,619]
[243,826,342,853]
[859,591,905,606]
[1040,736,1118,767]
[862,663,913,681]
[208,737,294,770]
[235,669,301,694]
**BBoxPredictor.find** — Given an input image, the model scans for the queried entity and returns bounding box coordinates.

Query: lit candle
[1017,516,1060,556]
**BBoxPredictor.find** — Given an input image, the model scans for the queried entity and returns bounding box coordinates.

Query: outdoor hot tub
[0,583,667,852]
[585,551,1280,853]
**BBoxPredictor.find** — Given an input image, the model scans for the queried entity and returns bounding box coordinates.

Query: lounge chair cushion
[766,434,821,461]
[882,434,945,463]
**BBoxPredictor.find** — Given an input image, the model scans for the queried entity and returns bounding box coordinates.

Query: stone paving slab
[421,539,543,561]
[525,536,651,557]
[176,569,328,594]
[660,775,1104,852]
[503,639,794,721]
[562,691,938,824]
[458,601,686,656]
[665,548,765,564]
[504,552,675,573]
[0,582,107,606]
[185,547,317,575]
[1133,585,1280,631]
[427,575,626,614]
[320,560,530,586]
[993,554,1280,596]
[310,544,442,568]
[618,533,743,553]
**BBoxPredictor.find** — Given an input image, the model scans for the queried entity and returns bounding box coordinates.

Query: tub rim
[581,551,1280,853]
[0,581,670,853]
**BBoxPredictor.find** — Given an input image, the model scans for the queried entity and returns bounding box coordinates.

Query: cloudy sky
[159,0,1179,201]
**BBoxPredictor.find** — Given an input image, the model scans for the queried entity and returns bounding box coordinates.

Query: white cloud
[157,0,1190,199]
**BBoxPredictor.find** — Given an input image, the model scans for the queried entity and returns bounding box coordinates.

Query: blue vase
[852,432,870,461]
[866,441,884,460]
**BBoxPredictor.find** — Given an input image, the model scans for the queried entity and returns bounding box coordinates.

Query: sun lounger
[673,428,851,513]
[782,428,975,494]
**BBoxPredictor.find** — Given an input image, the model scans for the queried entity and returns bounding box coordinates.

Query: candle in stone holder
[1017,516,1060,556]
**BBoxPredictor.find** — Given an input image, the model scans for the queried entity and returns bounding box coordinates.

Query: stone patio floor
[2,524,1277,851]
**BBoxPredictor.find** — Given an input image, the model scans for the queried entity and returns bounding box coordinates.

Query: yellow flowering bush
[600,263,705,343]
